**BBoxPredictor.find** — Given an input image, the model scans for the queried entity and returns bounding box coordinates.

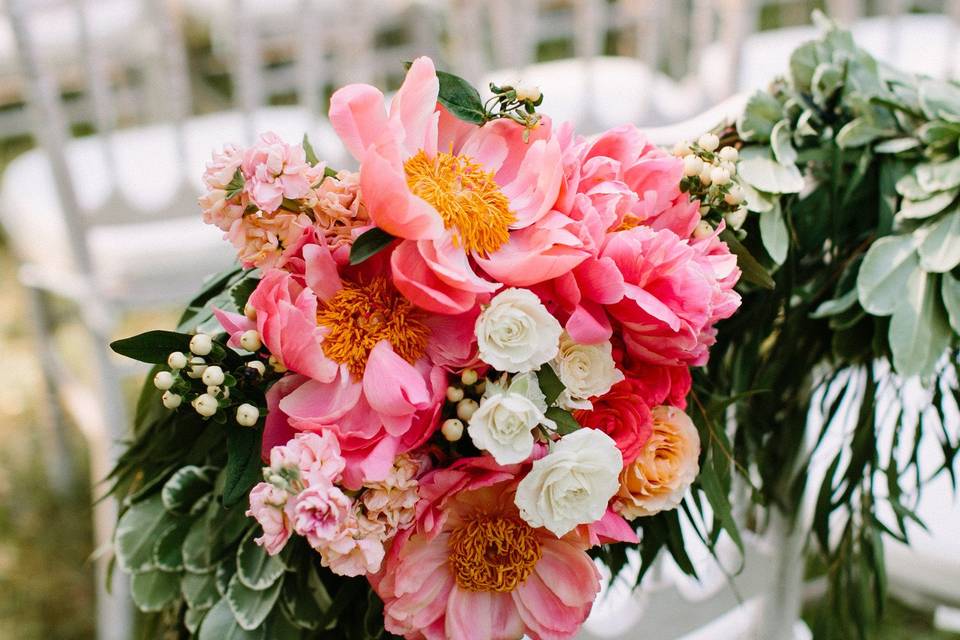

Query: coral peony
[373,457,601,640]
[329,57,588,314]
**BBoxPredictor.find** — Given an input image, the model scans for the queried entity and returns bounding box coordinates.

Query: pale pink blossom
[361,454,422,536]
[289,481,353,549]
[268,431,346,486]
[200,144,245,231]
[246,482,292,556]
[241,132,320,212]
[226,210,313,270]
[311,170,370,250]
[320,511,387,577]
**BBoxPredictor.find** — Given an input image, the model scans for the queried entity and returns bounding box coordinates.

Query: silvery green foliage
[704,13,960,639]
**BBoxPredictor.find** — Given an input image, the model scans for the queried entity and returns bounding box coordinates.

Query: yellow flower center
[404,150,515,256]
[613,214,642,232]
[448,514,541,592]
[316,277,430,377]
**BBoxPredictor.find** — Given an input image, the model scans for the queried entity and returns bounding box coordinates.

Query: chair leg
[23,285,77,495]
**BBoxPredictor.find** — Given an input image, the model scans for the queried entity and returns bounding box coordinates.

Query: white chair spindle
[231,0,265,142]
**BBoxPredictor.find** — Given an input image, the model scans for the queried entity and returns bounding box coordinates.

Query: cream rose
[514,428,622,537]
[614,405,700,518]
[475,288,562,373]
[551,333,625,410]
[467,373,555,465]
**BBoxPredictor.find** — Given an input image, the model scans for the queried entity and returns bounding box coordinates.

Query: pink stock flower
[372,457,602,640]
[329,57,587,314]
[361,453,422,536]
[321,511,388,577]
[241,132,320,213]
[268,431,346,486]
[311,170,371,252]
[289,481,353,549]
[246,482,292,556]
[199,144,244,231]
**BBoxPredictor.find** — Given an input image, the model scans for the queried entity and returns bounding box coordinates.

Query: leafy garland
[106,18,960,640]
[701,14,960,639]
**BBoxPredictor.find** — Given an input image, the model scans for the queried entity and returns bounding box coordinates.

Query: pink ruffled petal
[329,83,390,161]
[500,138,564,228]
[212,307,255,348]
[278,367,363,425]
[534,538,602,607]
[565,302,613,344]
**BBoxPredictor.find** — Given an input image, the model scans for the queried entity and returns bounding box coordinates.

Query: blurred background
[0,0,959,638]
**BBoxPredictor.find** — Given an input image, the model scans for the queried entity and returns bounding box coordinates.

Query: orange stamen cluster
[404,150,515,256]
[316,277,430,377]
[448,515,541,592]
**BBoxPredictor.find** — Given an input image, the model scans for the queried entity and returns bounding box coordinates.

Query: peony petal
[329,83,390,161]
[389,56,441,157]
[212,306,255,348]
[279,368,363,425]
[501,138,564,228]
[565,302,613,344]
[534,538,602,607]
[391,240,479,314]
[363,341,431,417]
[302,243,343,302]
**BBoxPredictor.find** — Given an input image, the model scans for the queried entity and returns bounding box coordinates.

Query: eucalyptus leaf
[919,210,960,272]
[770,120,798,165]
[918,77,960,121]
[941,273,960,334]
[740,181,775,213]
[856,235,920,315]
[897,190,957,220]
[736,91,784,142]
[237,530,286,591]
[115,494,171,572]
[811,288,859,319]
[226,571,284,631]
[759,202,790,265]
[836,118,886,148]
[130,570,181,612]
[199,598,260,640]
[874,137,920,154]
[895,172,932,200]
[916,156,960,192]
[889,271,951,377]
[737,157,805,194]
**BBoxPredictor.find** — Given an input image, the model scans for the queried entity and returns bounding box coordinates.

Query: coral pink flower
[241,132,320,212]
[574,378,654,464]
[602,225,738,367]
[329,57,587,314]
[246,482,292,556]
[372,457,602,640]
[289,481,353,549]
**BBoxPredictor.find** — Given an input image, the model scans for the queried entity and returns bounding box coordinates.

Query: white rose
[551,333,625,410]
[514,428,623,537]
[467,373,555,465]
[475,288,562,373]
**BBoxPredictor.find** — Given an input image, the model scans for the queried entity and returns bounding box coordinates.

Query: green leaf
[115,494,172,572]
[919,210,960,272]
[811,288,859,319]
[152,518,193,571]
[737,157,805,194]
[436,69,487,125]
[226,571,284,630]
[770,120,797,165]
[897,190,957,220]
[182,570,220,610]
[110,330,192,364]
[836,118,886,149]
[131,570,181,612]
[759,202,789,265]
[889,271,951,377]
[696,460,743,553]
[237,530,286,591]
[280,563,331,630]
[224,427,263,508]
[916,157,960,192]
[162,465,217,514]
[740,181,775,213]
[895,172,931,200]
[183,516,215,573]
[856,235,919,315]
[941,273,960,334]
[199,598,260,640]
[545,407,580,435]
[719,229,775,289]
[302,134,320,166]
[736,90,783,142]
[788,40,821,89]
[349,227,396,266]
[918,77,960,121]
[230,276,261,314]
[225,169,245,200]
[874,137,920,154]
[536,365,565,406]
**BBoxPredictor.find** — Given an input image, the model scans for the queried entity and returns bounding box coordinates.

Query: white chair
[0,1,346,638]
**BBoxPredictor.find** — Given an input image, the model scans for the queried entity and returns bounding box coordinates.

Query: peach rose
[614,405,700,518]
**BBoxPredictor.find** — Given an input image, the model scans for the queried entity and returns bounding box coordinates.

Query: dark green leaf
[302,134,320,166]
[536,365,565,405]
[223,427,263,508]
[435,69,487,125]
[230,276,260,313]
[719,229,775,289]
[225,169,244,200]
[545,407,579,435]
[349,227,396,265]
[110,330,192,364]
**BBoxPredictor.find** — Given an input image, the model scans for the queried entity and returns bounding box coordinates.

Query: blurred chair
[0,1,349,638]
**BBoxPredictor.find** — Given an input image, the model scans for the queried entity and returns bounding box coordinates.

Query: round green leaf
[759,203,790,265]
[919,210,960,272]
[115,494,171,572]
[162,465,217,515]
[236,530,285,590]
[185,606,210,634]
[889,271,951,377]
[153,518,192,571]
[897,190,957,220]
[183,515,214,573]
[856,235,920,316]
[130,570,181,612]
[771,120,798,165]
[226,571,284,631]
[942,273,960,334]
[737,157,805,194]
[199,598,260,640]
[182,570,219,610]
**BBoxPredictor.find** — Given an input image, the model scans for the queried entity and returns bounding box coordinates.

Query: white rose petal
[467,373,555,465]
[514,429,623,538]
[551,333,625,409]
[475,288,562,373]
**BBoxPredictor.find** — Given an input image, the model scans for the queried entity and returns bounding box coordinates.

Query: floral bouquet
[109,57,743,639]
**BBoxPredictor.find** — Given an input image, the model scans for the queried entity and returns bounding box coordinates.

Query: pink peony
[372,457,602,640]
[241,132,320,212]
[246,482,292,556]
[602,225,738,368]
[329,57,588,314]
[289,481,353,549]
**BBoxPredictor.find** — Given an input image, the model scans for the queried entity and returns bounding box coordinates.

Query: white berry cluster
[439,368,485,443]
[152,332,265,427]
[673,133,748,236]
